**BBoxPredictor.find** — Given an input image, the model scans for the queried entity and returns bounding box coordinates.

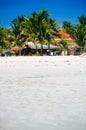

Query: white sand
[0,56,86,130]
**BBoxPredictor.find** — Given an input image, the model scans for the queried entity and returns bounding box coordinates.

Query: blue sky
[0,0,86,28]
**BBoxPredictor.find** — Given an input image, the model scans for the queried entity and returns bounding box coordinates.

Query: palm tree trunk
[48,42,50,55]
[40,44,43,56]
[36,44,39,56]
[19,48,21,56]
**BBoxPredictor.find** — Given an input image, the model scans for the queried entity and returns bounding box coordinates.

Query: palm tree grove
[0,10,86,56]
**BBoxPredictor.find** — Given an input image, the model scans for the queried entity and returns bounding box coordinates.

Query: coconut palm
[73,24,86,50]
[72,15,86,51]
[78,15,86,26]
[11,16,30,55]
[62,21,73,34]
[29,11,47,55]
[29,10,58,55]
[0,27,13,49]
[28,12,40,54]
[45,18,58,54]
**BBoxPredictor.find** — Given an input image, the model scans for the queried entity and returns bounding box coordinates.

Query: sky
[0,0,86,28]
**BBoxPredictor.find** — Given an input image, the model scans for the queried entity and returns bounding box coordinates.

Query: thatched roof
[1,50,15,55]
[11,46,20,51]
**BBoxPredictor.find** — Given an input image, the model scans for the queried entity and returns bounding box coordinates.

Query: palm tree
[28,12,40,55]
[58,39,68,55]
[11,16,30,55]
[38,10,58,55]
[72,15,86,51]
[0,27,13,49]
[73,24,86,50]
[62,21,73,34]
[29,10,47,55]
[45,18,58,54]
[29,10,58,55]
[78,15,86,26]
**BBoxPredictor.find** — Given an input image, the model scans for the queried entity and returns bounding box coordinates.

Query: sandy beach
[0,55,86,130]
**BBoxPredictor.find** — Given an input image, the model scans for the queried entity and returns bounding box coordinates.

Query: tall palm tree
[29,10,58,55]
[28,11,46,55]
[72,15,86,51]
[28,12,40,54]
[73,24,86,50]
[45,18,58,54]
[11,16,30,55]
[0,27,13,49]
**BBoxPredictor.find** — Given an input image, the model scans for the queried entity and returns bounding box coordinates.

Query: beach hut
[55,31,78,55]
[55,31,74,44]
[1,50,15,56]
[30,44,57,55]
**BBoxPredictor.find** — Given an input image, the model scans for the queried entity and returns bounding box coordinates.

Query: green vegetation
[0,27,13,49]
[0,10,86,56]
[62,21,73,34]
[28,10,58,55]
[73,15,86,51]
[62,15,86,51]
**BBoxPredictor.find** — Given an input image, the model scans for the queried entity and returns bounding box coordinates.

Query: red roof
[56,31,71,38]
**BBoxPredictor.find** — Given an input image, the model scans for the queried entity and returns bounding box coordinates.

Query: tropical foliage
[28,10,58,55]
[62,15,86,51]
[0,10,86,55]
[0,27,13,49]
[62,21,73,34]
[73,15,86,50]
[10,10,58,55]
[11,16,30,55]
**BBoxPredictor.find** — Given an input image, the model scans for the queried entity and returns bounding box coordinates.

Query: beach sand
[0,56,86,130]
